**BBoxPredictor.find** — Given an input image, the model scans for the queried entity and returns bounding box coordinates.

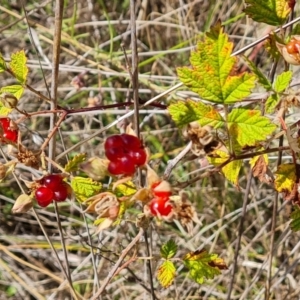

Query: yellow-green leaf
[157,260,176,288]
[228,108,276,150]
[0,85,24,100]
[274,163,296,193]
[265,93,279,113]
[10,50,28,84]
[177,23,256,104]
[274,70,292,93]
[0,53,7,72]
[114,180,137,197]
[208,150,242,185]
[71,176,102,202]
[168,99,224,128]
[244,0,291,26]
[65,153,87,172]
[0,103,12,116]
[183,249,227,285]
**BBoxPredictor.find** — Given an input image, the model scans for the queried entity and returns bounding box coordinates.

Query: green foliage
[290,206,300,231]
[244,0,291,26]
[71,176,102,202]
[0,53,7,72]
[177,23,256,104]
[10,50,28,84]
[228,108,276,150]
[274,71,292,93]
[183,249,227,284]
[168,99,224,128]
[0,85,24,100]
[160,240,178,259]
[274,164,296,193]
[64,153,87,172]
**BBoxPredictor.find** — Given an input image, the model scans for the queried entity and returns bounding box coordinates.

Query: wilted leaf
[10,50,28,84]
[65,153,87,172]
[177,22,256,104]
[160,240,178,259]
[244,0,291,26]
[12,194,33,214]
[250,154,272,183]
[275,163,296,193]
[80,156,109,181]
[183,249,227,284]
[157,260,176,288]
[168,99,224,128]
[71,176,102,202]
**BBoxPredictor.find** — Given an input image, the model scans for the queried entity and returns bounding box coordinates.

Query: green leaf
[0,53,7,72]
[114,180,137,197]
[10,50,28,84]
[0,85,24,100]
[0,103,12,116]
[64,153,87,172]
[160,240,178,259]
[228,108,276,149]
[243,56,272,90]
[265,93,280,113]
[168,99,224,128]
[183,249,227,284]
[274,70,292,93]
[157,260,176,288]
[274,163,295,193]
[71,176,102,202]
[177,23,256,104]
[244,0,291,26]
[290,206,300,231]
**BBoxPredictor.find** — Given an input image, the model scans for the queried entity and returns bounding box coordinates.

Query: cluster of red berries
[35,174,71,207]
[0,117,18,144]
[149,181,173,216]
[104,134,147,175]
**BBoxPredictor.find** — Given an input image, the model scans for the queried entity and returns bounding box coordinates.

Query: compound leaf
[177,23,256,104]
[228,108,276,149]
[244,0,291,26]
[157,260,176,288]
[10,50,28,84]
[64,153,87,172]
[168,99,224,128]
[71,176,102,202]
[183,249,227,284]
[160,240,178,259]
[274,163,296,193]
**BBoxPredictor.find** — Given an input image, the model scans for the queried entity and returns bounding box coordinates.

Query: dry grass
[0,0,300,299]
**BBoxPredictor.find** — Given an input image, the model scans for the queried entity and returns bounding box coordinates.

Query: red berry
[35,186,54,207]
[108,160,124,175]
[119,155,136,174]
[53,183,69,202]
[151,181,172,198]
[149,197,173,216]
[104,135,124,150]
[0,118,18,143]
[105,147,125,161]
[286,38,300,54]
[120,134,141,151]
[43,174,63,190]
[128,149,147,166]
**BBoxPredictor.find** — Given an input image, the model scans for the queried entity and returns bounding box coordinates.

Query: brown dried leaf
[12,194,33,214]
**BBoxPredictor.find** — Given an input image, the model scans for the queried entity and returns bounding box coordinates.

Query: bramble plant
[2,0,300,299]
